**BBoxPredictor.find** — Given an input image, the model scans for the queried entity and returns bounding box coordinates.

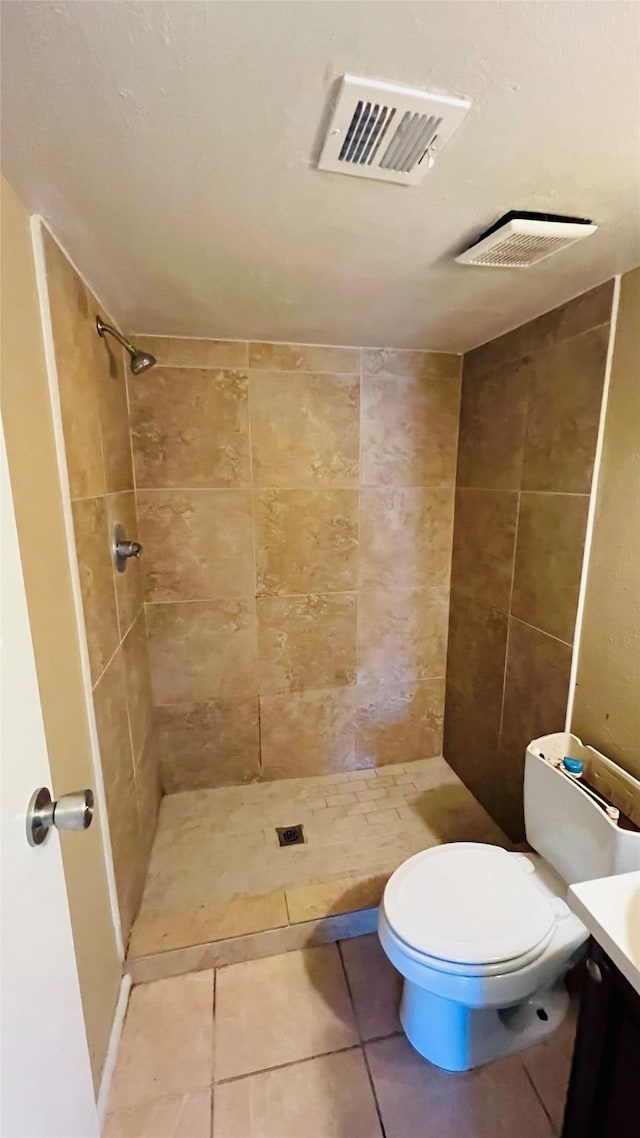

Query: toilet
[378,732,640,1072]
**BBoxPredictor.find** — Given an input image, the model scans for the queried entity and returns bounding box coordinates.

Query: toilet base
[399,975,570,1072]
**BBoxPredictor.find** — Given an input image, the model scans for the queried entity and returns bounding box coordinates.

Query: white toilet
[378,732,640,1072]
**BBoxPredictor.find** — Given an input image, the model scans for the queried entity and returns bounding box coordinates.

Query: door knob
[26,787,94,847]
[112,522,143,573]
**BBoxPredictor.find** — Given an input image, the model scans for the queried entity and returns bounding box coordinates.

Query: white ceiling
[2,1,639,351]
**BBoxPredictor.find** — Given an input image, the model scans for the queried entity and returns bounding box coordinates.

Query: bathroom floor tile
[213,1050,383,1138]
[108,972,214,1111]
[340,932,402,1040]
[214,944,358,1079]
[366,1035,555,1138]
[103,1091,212,1138]
[521,997,578,1131]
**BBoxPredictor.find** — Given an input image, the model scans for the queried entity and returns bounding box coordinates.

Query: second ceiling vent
[318,74,471,186]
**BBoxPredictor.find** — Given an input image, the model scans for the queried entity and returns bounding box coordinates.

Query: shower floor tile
[128,756,508,961]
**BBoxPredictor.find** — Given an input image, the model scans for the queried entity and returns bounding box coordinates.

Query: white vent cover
[456,218,598,268]
[318,75,470,186]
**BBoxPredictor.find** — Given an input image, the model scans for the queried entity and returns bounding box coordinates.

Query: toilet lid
[383,843,556,966]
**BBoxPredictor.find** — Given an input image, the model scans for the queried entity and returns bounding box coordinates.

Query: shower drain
[276,824,305,847]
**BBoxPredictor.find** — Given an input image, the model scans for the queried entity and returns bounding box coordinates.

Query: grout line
[520,1057,557,1134]
[133,482,455,492]
[455,486,591,498]
[565,277,621,732]
[144,584,449,606]
[497,484,523,743]
[213,1042,363,1086]
[336,941,388,1137]
[509,614,573,648]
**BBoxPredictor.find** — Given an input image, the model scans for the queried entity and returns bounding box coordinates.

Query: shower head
[96,316,157,375]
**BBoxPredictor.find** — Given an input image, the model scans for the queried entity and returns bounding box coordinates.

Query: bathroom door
[0,428,99,1138]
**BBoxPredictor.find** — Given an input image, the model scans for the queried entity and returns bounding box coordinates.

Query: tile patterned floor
[129,757,509,958]
[105,935,578,1138]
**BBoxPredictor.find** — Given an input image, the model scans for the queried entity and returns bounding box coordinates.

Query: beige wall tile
[361,371,460,487]
[86,289,134,493]
[43,230,105,500]
[104,1091,212,1138]
[214,945,358,1079]
[356,678,445,765]
[146,599,258,704]
[133,336,248,369]
[522,327,609,493]
[121,610,153,760]
[260,687,358,779]
[285,874,388,923]
[443,684,504,823]
[130,368,250,489]
[129,891,287,956]
[155,698,260,791]
[451,489,518,611]
[72,496,120,684]
[249,341,360,372]
[255,488,358,595]
[107,491,144,636]
[362,348,460,380]
[464,280,614,381]
[359,487,454,589]
[358,586,448,685]
[250,371,359,487]
[457,359,529,490]
[511,492,589,643]
[257,592,357,693]
[447,592,509,724]
[214,1050,382,1138]
[134,732,162,868]
[108,971,214,1111]
[93,649,143,937]
[137,489,255,601]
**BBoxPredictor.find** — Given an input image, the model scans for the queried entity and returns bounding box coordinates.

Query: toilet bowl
[378,843,587,1071]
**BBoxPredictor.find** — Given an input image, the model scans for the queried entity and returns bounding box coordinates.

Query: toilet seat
[383,843,558,972]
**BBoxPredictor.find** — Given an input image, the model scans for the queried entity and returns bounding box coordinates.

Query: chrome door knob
[26,787,94,847]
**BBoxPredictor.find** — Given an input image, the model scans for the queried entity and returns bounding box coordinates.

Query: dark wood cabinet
[562,940,640,1138]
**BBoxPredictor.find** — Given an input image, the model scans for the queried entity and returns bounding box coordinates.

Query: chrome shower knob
[112,522,143,573]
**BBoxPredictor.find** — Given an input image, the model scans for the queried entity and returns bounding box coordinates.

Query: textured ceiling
[2,1,639,350]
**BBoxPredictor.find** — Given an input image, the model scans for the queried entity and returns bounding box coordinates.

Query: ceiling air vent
[456,211,598,268]
[318,75,470,186]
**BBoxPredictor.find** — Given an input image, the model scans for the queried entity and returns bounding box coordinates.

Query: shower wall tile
[259,687,359,779]
[356,678,445,767]
[463,280,614,381]
[445,283,613,841]
[521,327,609,493]
[71,496,120,684]
[362,348,460,381]
[121,610,154,762]
[249,371,360,488]
[357,586,448,686]
[134,732,163,869]
[446,591,509,725]
[254,488,358,596]
[256,592,357,694]
[137,489,255,602]
[130,368,250,489]
[146,598,258,705]
[457,359,530,491]
[361,370,461,487]
[133,336,248,370]
[249,342,360,373]
[450,489,518,611]
[43,230,105,500]
[359,487,454,590]
[155,698,260,792]
[511,492,589,643]
[93,649,145,936]
[86,288,134,494]
[107,491,145,637]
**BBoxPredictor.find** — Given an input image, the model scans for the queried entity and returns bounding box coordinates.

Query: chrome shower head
[96,316,157,375]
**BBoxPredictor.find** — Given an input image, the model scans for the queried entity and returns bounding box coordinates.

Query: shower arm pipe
[96,317,137,355]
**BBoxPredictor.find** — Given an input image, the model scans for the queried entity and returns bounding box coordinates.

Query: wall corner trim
[96,972,132,1125]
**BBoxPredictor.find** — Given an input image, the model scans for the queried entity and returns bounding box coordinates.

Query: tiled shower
[40,226,614,970]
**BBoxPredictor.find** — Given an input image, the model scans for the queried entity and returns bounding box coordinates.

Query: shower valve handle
[116,539,142,559]
[112,523,143,573]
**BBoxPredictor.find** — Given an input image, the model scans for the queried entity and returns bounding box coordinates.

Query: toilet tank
[524,732,640,885]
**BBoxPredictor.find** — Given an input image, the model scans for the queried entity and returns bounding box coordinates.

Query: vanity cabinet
[562,940,640,1138]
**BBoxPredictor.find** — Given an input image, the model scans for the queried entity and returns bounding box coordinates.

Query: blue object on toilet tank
[562,756,584,776]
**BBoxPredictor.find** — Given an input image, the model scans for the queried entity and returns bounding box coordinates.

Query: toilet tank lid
[383,843,556,965]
